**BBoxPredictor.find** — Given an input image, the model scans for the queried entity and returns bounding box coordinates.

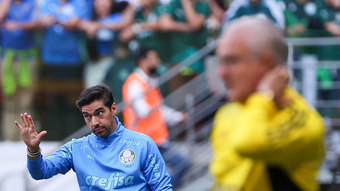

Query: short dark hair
[76,85,114,111]
[136,48,154,64]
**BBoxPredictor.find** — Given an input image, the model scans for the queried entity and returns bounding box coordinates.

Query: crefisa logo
[119,149,136,164]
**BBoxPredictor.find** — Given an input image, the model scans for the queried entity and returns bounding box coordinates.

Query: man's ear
[259,53,275,69]
[111,102,117,116]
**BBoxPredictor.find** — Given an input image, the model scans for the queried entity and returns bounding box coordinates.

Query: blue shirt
[40,0,91,64]
[0,0,35,50]
[96,13,122,56]
[27,117,173,191]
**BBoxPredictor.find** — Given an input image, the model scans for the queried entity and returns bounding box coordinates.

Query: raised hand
[15,113,47,152]
[257,66,292,108]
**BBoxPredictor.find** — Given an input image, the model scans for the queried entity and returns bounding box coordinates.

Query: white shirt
[126,68,185,126]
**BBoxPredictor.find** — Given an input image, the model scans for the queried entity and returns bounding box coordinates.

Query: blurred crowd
[0,0,339,141]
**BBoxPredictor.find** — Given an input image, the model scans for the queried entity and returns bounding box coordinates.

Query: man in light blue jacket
[15,85,173,191]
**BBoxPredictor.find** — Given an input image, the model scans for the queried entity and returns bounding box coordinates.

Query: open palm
[15,113,47,149]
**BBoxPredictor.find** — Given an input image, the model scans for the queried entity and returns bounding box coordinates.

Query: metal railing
[3,37,339,191]
[57,36,340,144]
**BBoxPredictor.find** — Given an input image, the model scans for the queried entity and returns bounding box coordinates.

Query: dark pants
[158,142,191,188]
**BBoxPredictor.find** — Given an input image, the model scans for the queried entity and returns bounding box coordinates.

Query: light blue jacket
[27,117,173,191]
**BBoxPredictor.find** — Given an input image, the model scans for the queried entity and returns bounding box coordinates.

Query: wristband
[27,147,41,158]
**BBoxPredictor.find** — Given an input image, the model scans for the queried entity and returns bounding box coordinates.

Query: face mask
[149,67,159,77]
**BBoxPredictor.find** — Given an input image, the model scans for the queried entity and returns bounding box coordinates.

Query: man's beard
[93,125,110,137]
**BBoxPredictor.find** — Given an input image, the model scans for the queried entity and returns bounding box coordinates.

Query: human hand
[4,20,20,30]
[84,21,100,38]
[206,16,221,31]
[15,113,47,152]
[39,15,56,27]
[287,24,305,36]
[181,112,189,122]
[257,66,291,107]
[59,17,80,30]
[325,22,340,37]
[120,25,136,41]
[293,24,305,34]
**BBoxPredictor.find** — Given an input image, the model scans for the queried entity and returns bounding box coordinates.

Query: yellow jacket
[209,88,325,191]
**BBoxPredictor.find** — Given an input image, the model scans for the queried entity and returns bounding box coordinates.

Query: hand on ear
[257,66,292,108]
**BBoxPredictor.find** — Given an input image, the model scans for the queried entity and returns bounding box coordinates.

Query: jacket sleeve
[229,92,325,164]
[161,105,184,126]
[143,137,173,191]
[27,142,73,180]
[127,80,153,119]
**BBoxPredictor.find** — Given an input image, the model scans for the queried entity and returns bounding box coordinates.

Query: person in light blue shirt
[15,85,173,191]
[37,0,92,137]
[0,0,39,141]
[81,0,124,88]
[39,0,91,65]
[0,0,36,50]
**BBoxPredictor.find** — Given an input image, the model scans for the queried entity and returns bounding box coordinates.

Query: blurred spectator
[315,0,340,102]
[158,0,210,91]
[283,0,322,37]
[36,0,92,140]
[0,0,39,140]
[87,0,136,103]
[283,0,339,105]
[321,0,340,38]
[210,17,324,190]
[38,0,90,74]
[206,0,228,33]
[120,0,171,64]
[80,0,124,88]
[110,0,135,28]
[209,0,228,23]
[222,0,285,30]
[117,0,140,7]
[283,0,324,107]
[122,48,190,188]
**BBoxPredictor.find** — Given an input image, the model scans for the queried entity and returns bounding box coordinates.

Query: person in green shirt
[284,0,323,38]
[316,0,340,60]
[160,0,210,64]
[283,0,338,103]
[223,0,285,30]
[120,0,171,64]
[158,0,210,91]
[283,0,323,106]
[316,0,340,108]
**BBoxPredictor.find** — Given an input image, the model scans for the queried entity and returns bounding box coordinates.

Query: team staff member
[15,85,172,191]
[210,17,325,191]
[122,48,190,188]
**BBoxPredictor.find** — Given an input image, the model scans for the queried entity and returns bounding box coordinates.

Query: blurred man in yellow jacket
[209,17,325,191]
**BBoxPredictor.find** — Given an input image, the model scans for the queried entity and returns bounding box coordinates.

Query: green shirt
[314,0,340,60]
[284,0,326,37]
[164,0,210,66]
[225,0,285,29]
[283,0,325,55]
[283,0,338,90]
[134,3,171,63]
